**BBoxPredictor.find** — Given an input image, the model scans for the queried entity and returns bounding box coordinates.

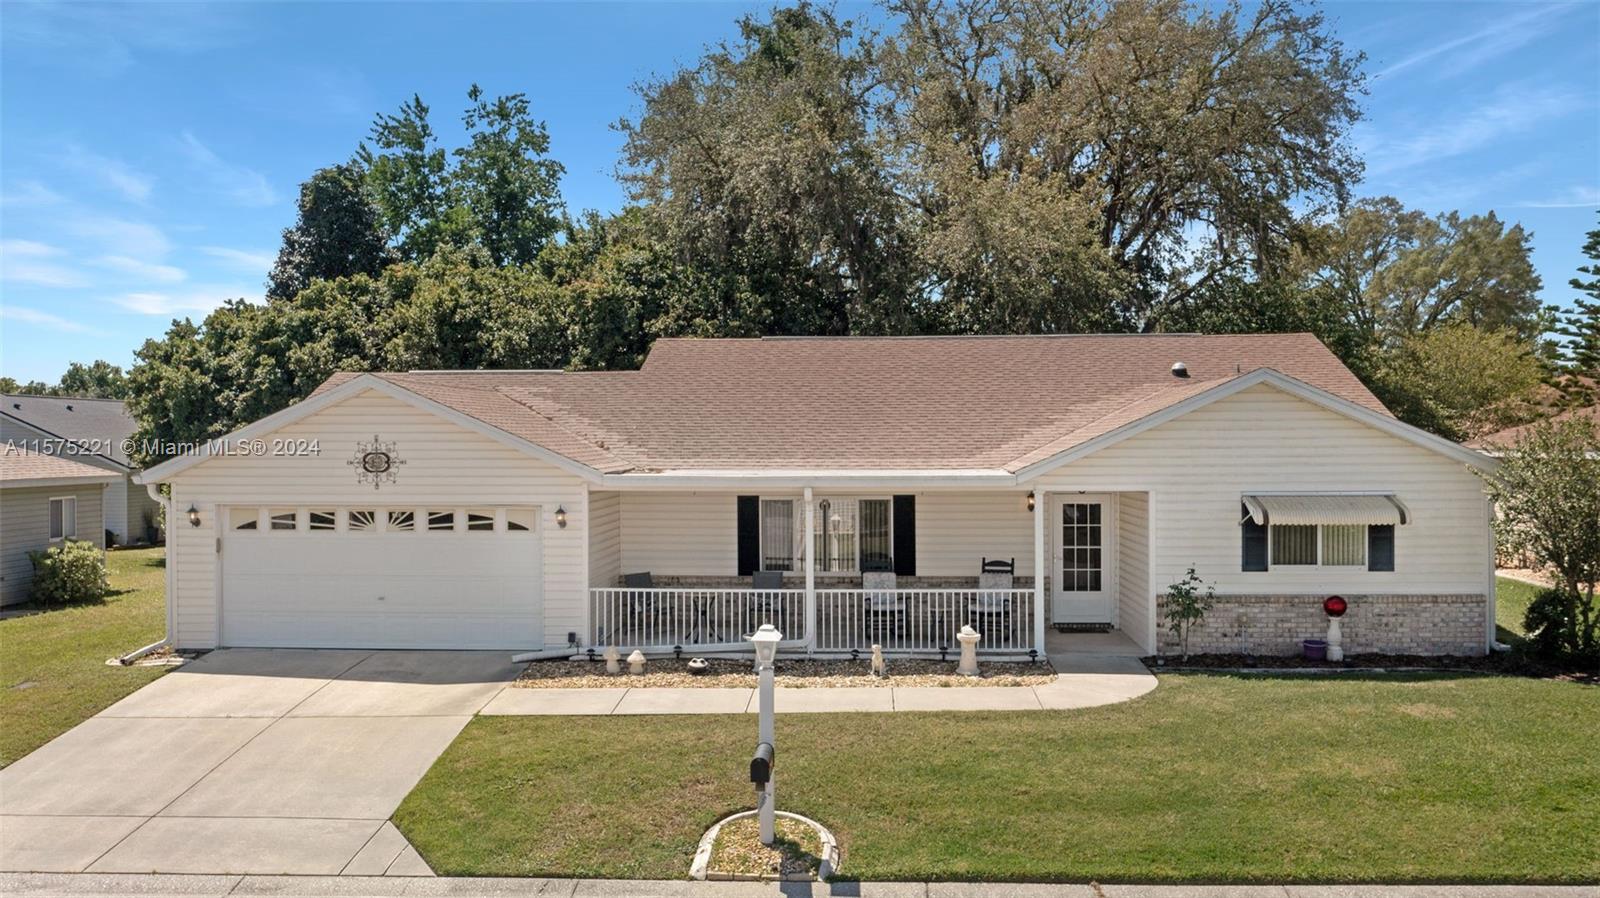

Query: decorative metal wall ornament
[348,434,405,490]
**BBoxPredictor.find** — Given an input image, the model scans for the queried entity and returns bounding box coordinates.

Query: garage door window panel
[505,508,536,532]
[231,508,260,531]
[427,510,456,531]
[466,509,495,532]
[388,510,416,532]
[269,509,298,531]
[308,510,337,531]
[347,510,377,532]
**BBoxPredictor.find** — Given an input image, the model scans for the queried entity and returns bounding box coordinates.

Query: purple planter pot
[1302,639,1328,661]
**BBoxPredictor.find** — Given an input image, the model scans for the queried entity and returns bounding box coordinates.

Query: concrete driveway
[0,649,521,876]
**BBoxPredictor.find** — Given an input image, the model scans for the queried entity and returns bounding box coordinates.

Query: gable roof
[144,333,1491,484]
[1,446,122,489]
[1,394,137,469]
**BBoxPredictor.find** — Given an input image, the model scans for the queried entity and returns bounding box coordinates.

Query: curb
[689,810,840,882]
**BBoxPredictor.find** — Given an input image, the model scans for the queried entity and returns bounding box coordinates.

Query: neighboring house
[1,448,117,605]
[1467,403,1600,452]
[135,334,1499,658]
[1,394,163,545]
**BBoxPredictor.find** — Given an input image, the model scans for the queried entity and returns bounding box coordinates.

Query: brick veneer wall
[619,575,1038,589]
[1155,594,1488,657]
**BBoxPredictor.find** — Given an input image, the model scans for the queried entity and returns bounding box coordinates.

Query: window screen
[1271,524,1317,565]
[760,500,795,571]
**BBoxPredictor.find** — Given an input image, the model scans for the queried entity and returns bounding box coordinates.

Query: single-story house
[1,447,118,605]
[135,334,1499,658]
[2,394,163,545]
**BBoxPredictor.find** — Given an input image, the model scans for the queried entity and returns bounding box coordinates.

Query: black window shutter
[736,496,759,576]
[1368,524,1395,572]
[1241,503,1268,572]
[892,495,917,576]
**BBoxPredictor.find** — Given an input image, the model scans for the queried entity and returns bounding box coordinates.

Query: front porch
[583,488,1153,658]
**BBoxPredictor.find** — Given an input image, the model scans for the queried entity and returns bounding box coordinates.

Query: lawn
[1496,575,1543,646]
[0,546,170,767]
[395,673,1599,883]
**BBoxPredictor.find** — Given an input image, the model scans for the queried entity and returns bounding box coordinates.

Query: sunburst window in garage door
[388,510,415,531]
[347,509,377,532]
[231,508,259,530]
[506,508,535,531]
[269,509,297,531]
[308,510,337,530]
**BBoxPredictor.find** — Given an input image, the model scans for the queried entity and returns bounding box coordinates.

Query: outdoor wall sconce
[554,506,568,528]
[1026,491,1036,512]
[187,505,201,528]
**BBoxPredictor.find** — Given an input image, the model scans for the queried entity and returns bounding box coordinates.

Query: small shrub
[1163,566,1215,661]
[1524,586,1600,665]
[27,539,111,606]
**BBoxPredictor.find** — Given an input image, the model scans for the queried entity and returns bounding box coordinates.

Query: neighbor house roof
[306,333,1391,475]
[0,446,122,489]
[1,394,137,469]
[1467,403,1600,451]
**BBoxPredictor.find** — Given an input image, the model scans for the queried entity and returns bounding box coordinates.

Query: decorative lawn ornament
[1324,595,1348,662]
[603,644,621,675]
[687,657,710,675]
[627,649,647,675]
[956,625,981,676]
[869,644,886,678]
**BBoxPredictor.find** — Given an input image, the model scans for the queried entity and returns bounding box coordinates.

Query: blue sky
[1,1,1596,384]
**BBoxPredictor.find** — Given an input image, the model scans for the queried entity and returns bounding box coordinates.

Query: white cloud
[0,180,66,208]
[1373,4,1576,82]
[201,246,275,271]
[1516,185,1600,209]
[1361,85,1584,176]
[63,216,172,258]
[0,239,90,288]
[179,131,276,207]
[94,254,186,283]
[0,305,91,333]
[62,145,154,203]
[113,283,259,316]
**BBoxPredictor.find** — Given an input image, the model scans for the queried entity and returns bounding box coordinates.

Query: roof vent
[65,404,74,411]
[1171,362,1189,378]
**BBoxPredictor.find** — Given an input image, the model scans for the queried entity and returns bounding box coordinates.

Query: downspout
[1033,488,1046,656]
[804,487,815,655]
[1486,492,1509,653]
[118,483,174,665]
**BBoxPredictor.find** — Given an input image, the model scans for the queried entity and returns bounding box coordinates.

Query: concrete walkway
[1,873,1592,897]
[481,654,1156,715]
[0,649,523,877]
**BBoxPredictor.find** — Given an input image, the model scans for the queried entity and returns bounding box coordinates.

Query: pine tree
[1556,217,1600,403]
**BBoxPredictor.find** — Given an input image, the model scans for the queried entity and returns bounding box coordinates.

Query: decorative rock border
[689,809,840,882]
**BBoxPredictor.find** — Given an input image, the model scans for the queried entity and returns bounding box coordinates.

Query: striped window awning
[1242,494,1410,527]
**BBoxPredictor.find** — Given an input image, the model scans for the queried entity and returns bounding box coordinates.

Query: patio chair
[747,570,787,632]
[861,568,904,645]
[972,558,1015,644]
[620,572,663,644]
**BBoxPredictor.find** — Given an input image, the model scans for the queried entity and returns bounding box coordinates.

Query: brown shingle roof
[1467,403,1600,450]
[312,334,1387,473]
[1,446,121,485]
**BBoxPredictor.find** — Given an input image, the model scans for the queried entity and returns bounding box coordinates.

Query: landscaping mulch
[514,656,1055,689]
[708,817,823,880]
[1146,651,1597,684]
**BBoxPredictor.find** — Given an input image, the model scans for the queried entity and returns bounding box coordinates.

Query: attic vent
[1171,362,1189,378]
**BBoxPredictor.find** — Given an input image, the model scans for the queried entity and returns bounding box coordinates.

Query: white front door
[1051,494,1116,625]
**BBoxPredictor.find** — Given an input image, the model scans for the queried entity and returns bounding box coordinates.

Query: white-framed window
[759,497,892,574]
[268,508,298,531]
[427,510,456,531]
[49,497,77,540]
[505,508,536,532]
[388,510,416,532]
[465,509,495,532]
[1269,523,1367,567]
[307,509,337,531]
[230,508,260,531]
[346,510,377,532]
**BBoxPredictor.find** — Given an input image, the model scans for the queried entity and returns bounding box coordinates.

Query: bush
[27,539,111,606]
[1524,586,1600,666]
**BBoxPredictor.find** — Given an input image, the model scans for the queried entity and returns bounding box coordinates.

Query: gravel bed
[514,656,1056,689]
[708,817,823,880]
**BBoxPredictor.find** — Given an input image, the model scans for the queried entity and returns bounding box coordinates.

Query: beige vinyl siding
[162,389,588,650]
[0,416,142,543]
[588,490,622,588]
[1032,383,1490,597]
[1116,492,1151,651]
[1,484,106,605]
[914,491,1034,576]
[621,492,739,576]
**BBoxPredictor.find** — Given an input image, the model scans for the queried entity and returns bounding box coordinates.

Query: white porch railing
[589,587,1036,655]
[590,588,807,652]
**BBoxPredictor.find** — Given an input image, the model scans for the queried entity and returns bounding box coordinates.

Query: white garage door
[221,506,542,649]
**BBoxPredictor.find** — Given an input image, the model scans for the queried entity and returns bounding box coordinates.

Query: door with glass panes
[1051,494,1116,625]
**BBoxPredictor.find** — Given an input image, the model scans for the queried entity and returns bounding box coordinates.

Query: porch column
[1033,489,1047,654]
[804,486,816,652]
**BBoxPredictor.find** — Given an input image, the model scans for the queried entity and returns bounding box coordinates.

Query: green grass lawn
[1496,575,1543,647]
[395,673,1599,883]
[0,546,170,767]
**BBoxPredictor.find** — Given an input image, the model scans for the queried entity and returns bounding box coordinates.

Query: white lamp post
[749,623,782,845]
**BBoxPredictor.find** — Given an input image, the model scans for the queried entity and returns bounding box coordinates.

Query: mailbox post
[749,623,781,844]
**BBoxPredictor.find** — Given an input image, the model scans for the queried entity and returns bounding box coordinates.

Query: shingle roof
[1,394,137,468]
[312,333,1388,474]
[1467,403,1600,450]
[0,446,121,486]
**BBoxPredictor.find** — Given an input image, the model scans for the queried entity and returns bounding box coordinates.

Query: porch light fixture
[554,506,567,528]
[749,623,782,665]
[1026,491,1036,512]
[187,505,201,528]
